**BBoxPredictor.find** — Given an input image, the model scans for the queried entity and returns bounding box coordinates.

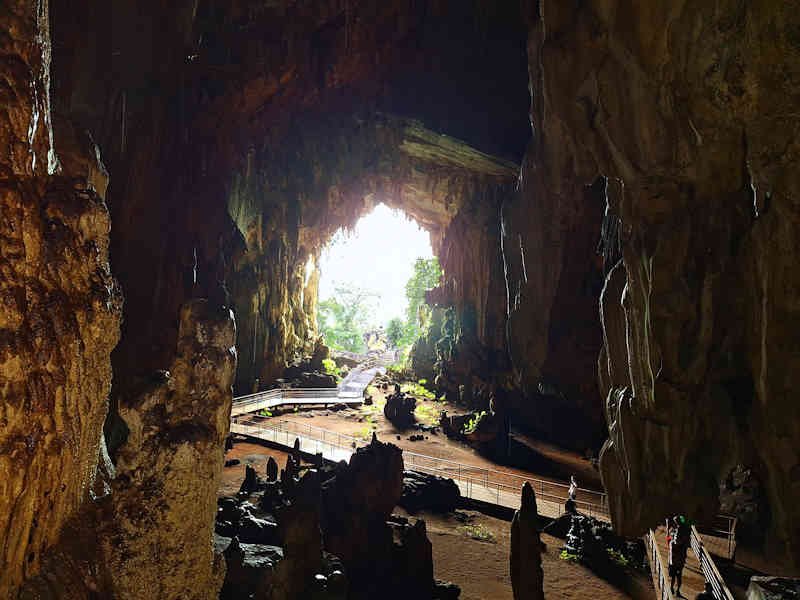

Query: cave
[2,0,800,598]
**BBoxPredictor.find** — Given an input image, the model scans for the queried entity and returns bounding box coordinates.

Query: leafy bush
[560,550,580,562]
[606,548,630,567]
[401,382,436,400]
[462,411,487,434]
[321,357,341,378]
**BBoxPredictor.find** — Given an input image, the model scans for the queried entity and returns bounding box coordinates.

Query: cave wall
[0,2,122,595]
[503,0,800,566]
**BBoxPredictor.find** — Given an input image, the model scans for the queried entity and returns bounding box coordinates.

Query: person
[564,475,578,514]
[695,582,715,600]
[668,515,690,596]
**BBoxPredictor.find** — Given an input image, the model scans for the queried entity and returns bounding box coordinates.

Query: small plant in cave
[459,524,496,543]
[414,403,440,425]
[321,357,342,380]
[560,550,580,563]
[401,382,436,400]
[462,411,488,435]
[258,409,273,417]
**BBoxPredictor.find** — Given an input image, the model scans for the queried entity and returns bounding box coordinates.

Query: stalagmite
[510,482,544,600]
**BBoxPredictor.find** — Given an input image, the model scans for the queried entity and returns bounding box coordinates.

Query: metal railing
[645,529,675,600]
[230,414,609,518]
[698,514,737,560]
[690,525,735,600]
[232,351,394,415]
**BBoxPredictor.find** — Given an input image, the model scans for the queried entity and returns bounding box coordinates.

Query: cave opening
[317,202,438,356]
[5,1,799,597]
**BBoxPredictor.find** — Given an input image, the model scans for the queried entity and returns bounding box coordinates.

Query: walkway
[231,351,394,417]
[645,524,734,600]
[230,414,610,521]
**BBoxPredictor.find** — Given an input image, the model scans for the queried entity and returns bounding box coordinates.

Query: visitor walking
[668,515,690,597]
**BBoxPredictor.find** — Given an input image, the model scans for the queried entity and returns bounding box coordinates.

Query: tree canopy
[317,285,377,353]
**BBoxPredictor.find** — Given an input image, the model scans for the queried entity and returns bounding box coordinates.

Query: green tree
[403,257,442,342]
[386,317,405,348]
[317,285,376,353]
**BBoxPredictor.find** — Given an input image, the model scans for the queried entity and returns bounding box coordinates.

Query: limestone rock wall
[100,300,236,598]
[509,0,800,566]
[0,1,122,595]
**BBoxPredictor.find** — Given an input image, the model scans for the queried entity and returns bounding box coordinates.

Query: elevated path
[230,414,610,521]
[231,351,393,417]
[645,523,735,600]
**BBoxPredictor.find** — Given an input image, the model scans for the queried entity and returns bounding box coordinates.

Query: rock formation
[0,3,121,595]
[503,0,800,565]
[99,300,236,598]
[510,482,544,600]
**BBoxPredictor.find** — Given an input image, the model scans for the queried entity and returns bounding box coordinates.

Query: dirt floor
[219,382,656,599]
[266,380,602,492]
[219,441,291,497]
[220,453,652,600]
[400,507,653,600]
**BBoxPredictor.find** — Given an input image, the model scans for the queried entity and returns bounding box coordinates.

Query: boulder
[400,471,461,513]
[384,387,417,427]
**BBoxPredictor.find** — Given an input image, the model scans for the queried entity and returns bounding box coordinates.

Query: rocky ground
[219,443,652,599]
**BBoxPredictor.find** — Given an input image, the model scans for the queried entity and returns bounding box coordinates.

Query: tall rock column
[100,300,236,599]
[510,482,544,600]
[0,1,122,595]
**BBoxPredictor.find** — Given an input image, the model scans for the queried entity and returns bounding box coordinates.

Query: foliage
[321,357,342,379]
[401,382,436,400]
[606,548,630,567]
[462,411,487,435]
[560,550,580,562]
[386,317,405,347]
[459,524,496,543]
[414,402,440,425]
[318,285,377,353]
[258,409,273,417]
[405,257,442,329]
[383,257,442,351]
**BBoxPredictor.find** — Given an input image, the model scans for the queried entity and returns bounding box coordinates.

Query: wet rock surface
[99,300,236,599]
[0,3,121,594]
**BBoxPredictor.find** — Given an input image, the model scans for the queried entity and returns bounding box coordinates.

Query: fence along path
[231,351,394,417]
[230,414,610,520]
[643,524,735,600]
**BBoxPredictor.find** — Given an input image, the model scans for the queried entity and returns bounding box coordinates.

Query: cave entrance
[317,203,440,360]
